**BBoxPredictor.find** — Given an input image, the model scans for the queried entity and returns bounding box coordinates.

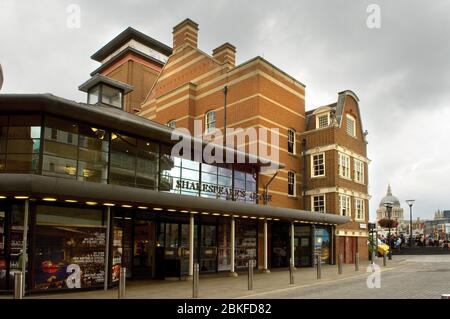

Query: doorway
[132,220,155,278]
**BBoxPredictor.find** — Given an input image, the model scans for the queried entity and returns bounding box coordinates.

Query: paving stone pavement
[245,255,450,299]
[2,256,448,299]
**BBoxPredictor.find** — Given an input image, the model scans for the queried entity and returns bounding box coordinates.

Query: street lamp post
[384,201,393,260]
[406,200,415,247]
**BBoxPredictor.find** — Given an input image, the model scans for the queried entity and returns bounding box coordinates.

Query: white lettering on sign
[66,264,81,289]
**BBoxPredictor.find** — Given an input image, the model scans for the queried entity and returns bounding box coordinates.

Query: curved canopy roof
[0,174,350,225]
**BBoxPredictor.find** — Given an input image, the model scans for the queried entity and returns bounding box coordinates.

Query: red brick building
[90,19,370,265]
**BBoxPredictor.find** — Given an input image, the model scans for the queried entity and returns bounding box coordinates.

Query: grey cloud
[1,0,449,220]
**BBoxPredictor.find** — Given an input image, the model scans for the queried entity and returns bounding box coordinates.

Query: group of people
[378,233,449,249]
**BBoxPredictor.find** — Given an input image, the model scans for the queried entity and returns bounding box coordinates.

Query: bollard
[383,251,387,267]
[289,258,294,285]
[248,259,254,290]
[338,254,343,275]
[118,267,126,299]
[193,263,199,298]
[371,251,376,264]
[13,271,23,299]
[355,252,360,271]
[316,254,322,279]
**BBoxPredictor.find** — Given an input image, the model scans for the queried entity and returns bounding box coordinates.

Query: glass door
[199,225,217,273]
[295,225,312,267]
[132,220,154,278]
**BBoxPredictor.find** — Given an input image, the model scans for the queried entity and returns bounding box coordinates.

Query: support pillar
[229,217,238,276]
[21,199,29,295]
[290,221,296,269]
[262,219,270,273]
[104,206,111,290]
[188,214,194,278]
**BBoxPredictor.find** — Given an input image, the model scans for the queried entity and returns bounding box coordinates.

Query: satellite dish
[0,64,3,91]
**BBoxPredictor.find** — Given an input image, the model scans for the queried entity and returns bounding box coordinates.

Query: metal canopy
[0,174,349,225]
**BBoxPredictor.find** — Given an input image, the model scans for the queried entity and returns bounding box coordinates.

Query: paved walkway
[1,257,407,299]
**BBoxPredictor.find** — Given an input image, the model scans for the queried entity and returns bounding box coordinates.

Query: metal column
[104,207,111,290]
[230,217,237,276]
[21,199,29,295]
[189,214,194,277]
[263,219,270,273]
[290,221,295,269]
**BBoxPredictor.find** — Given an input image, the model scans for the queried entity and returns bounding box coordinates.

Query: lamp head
[406,199,415,207]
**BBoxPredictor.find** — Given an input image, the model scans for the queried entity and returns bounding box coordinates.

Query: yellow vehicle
[377,239,390,256]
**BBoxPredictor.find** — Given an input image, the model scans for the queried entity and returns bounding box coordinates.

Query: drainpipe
[301,138,307,209]
[223,85,228,149]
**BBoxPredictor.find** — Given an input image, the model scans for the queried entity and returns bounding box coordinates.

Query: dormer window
[79,74,134,110]
[313,106,332,129]
[316,113,329,129]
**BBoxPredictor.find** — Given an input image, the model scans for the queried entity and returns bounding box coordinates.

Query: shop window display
[314,227,331,264]
[235,220,257,270]
[33,205,106,290]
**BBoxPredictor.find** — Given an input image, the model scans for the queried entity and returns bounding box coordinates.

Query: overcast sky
[1,0,449,220]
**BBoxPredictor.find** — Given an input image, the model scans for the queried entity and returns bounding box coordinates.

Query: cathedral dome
[379,184,401,207]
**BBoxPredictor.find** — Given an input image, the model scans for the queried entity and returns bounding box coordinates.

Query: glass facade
[0,115,41,173]
[0,114,256,200]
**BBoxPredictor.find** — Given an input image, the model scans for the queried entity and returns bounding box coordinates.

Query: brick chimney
[212,43,236,69]
[173,18,199,53]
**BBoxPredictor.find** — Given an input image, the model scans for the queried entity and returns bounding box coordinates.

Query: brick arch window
[288,170,296,196]
[287,128,296,154]
[205,110,216,134]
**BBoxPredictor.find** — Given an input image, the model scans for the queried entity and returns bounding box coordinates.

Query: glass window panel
[218,175,231,187]
[181,168,199,181]
[0,138,5,153]
[6,153,39,172]
[0,154,5,171]
[88,85,100,105]
[218,166,232,177]
[234,178,245,189]
[43,140,78,159]
[201,172,217,184]
[8,126,41,139]
[201,163,217,174]
[234,170,245,181]
[45,116,78,134]
[101,85,122,108]
[42,155,77,178]
[181,158,199,170]
[78,148,107,163]
[77,160,108,183]
[7,139,40,154]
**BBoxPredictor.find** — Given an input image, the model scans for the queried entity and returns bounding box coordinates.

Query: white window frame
[311,153,325,177]
[346,114,356,137]
[353,159,364,184]
[312,194,326,213]
[287,128,296,154]
[316,113,330,129]
[338,153,351,179]
[167,120,176,129]
[355,198,365,221]
[205,110,216,134]
[288,171,296,197]
[339,194,351,217]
